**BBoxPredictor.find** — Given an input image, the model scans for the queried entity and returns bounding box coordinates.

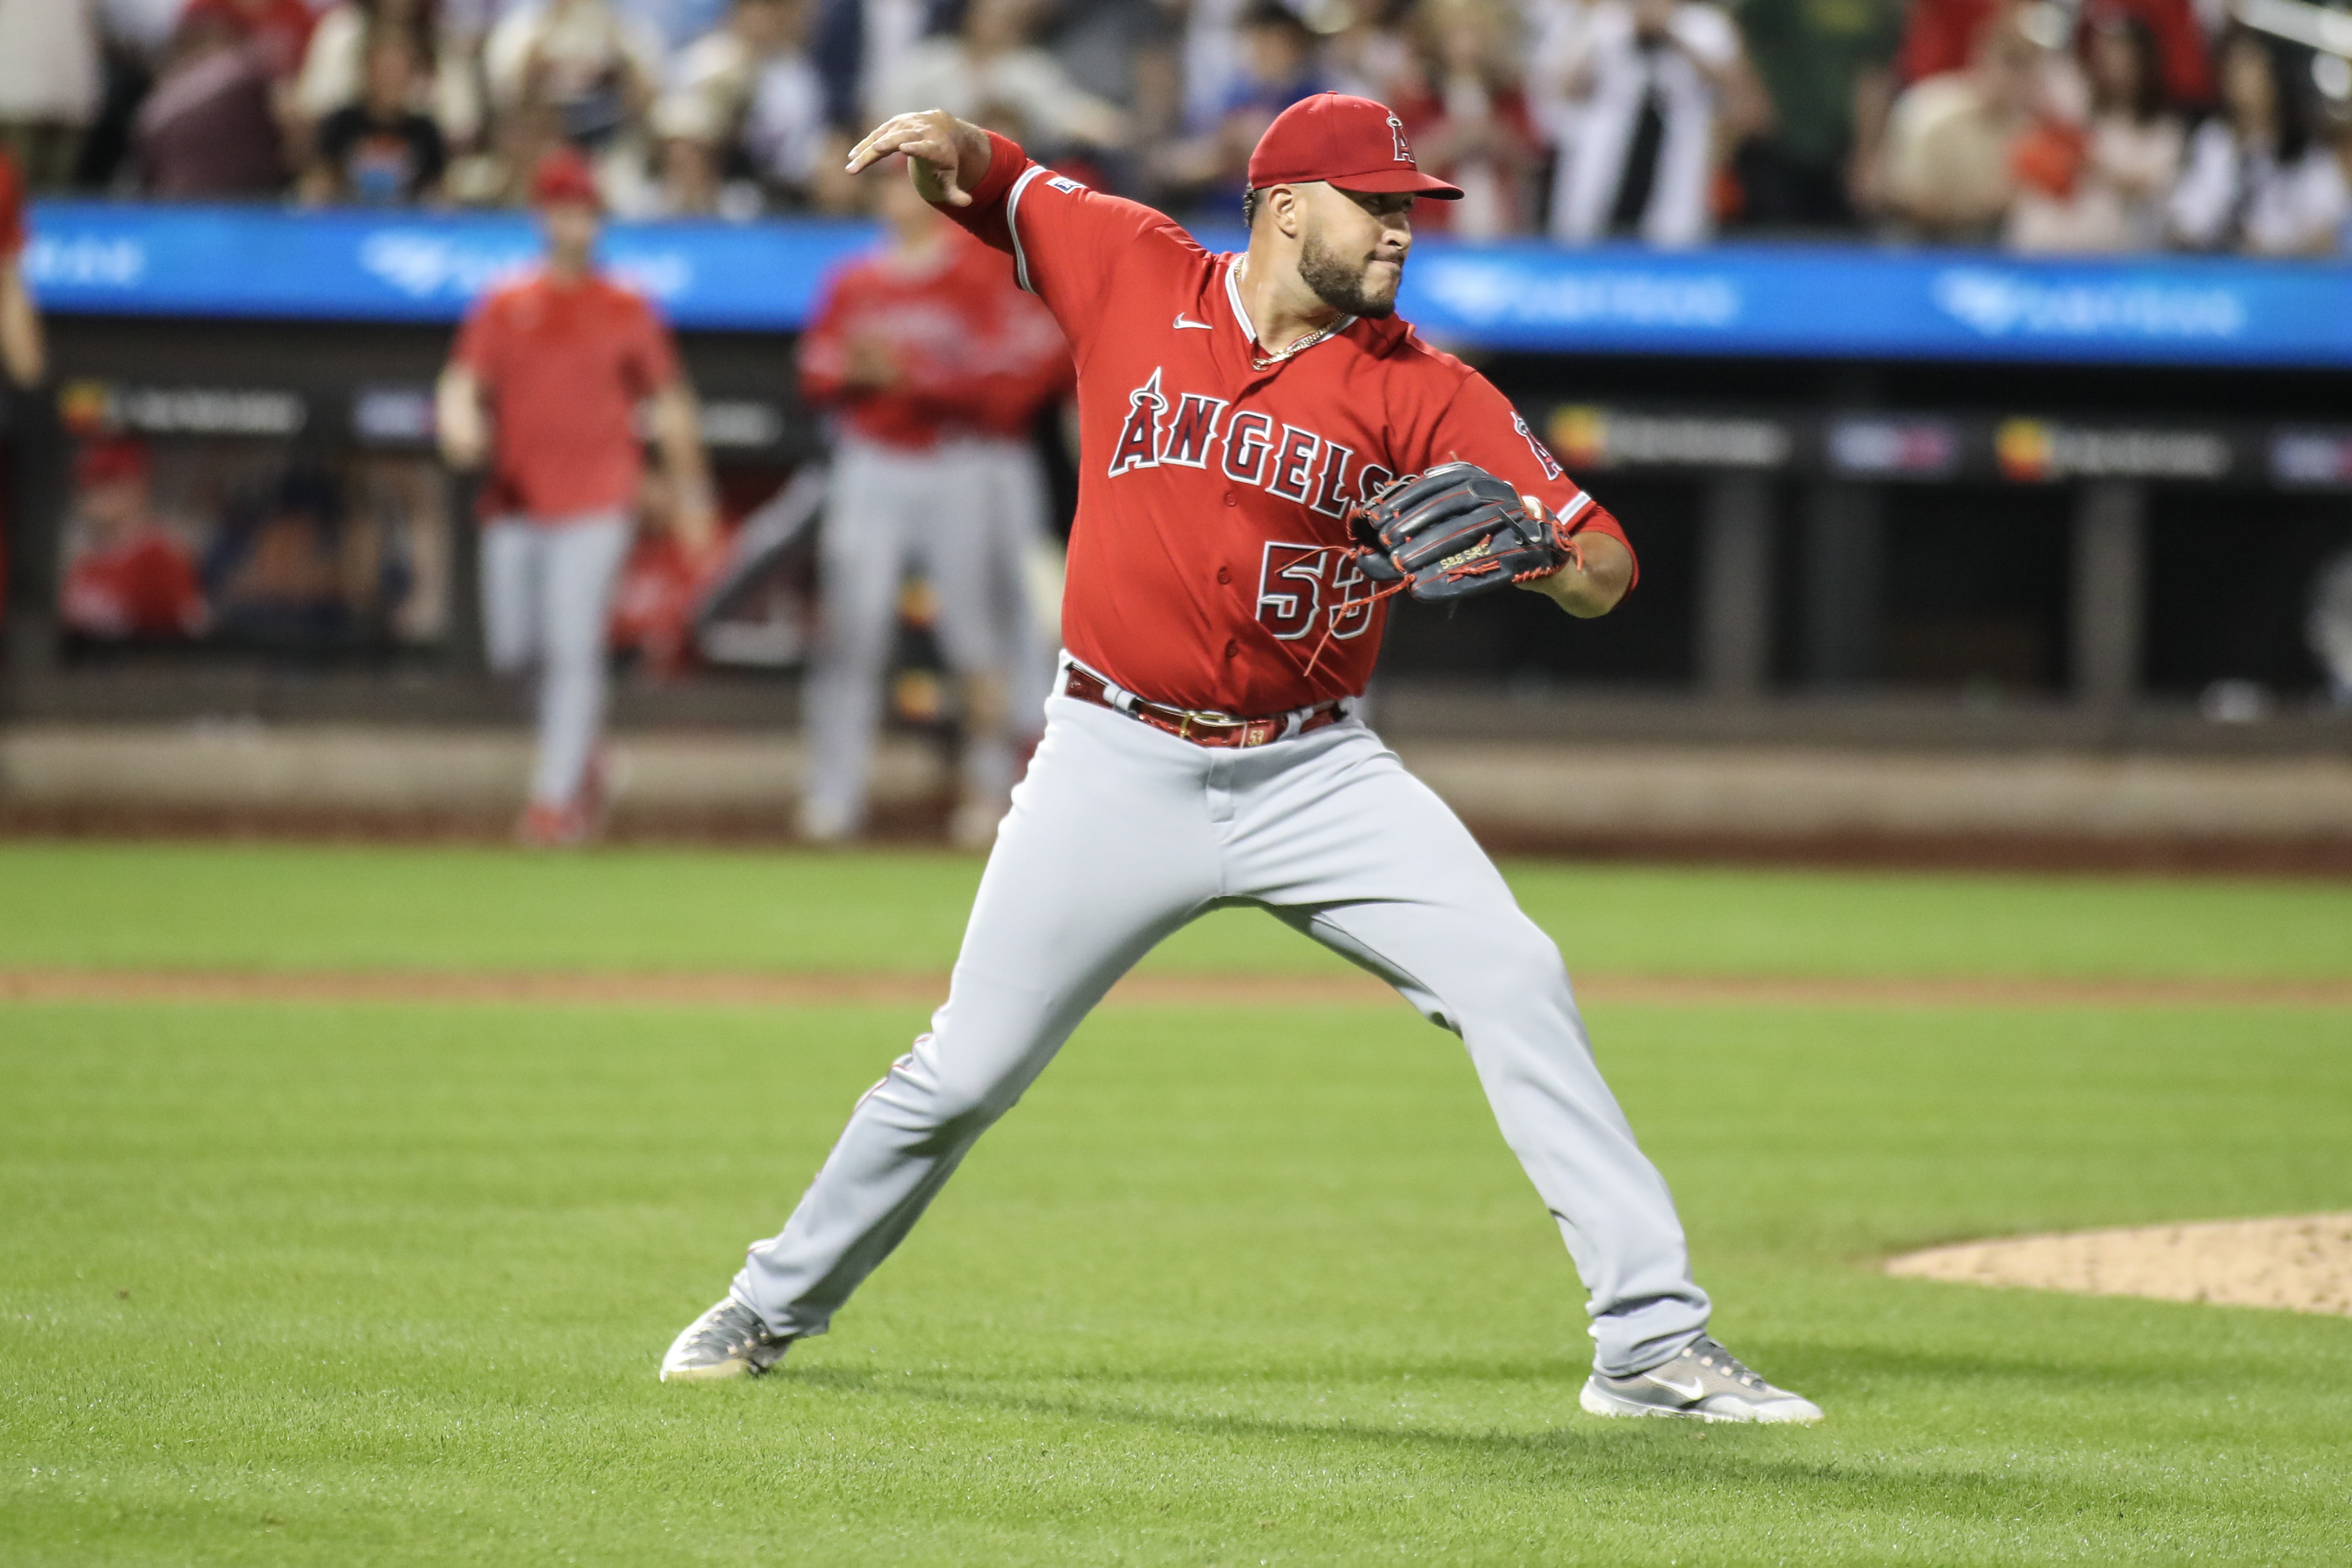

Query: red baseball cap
[530,147,602,209]
[76,436,151,488]
[1247,93,1462,200]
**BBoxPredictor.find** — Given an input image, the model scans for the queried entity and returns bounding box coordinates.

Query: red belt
[1061,666,1345,750]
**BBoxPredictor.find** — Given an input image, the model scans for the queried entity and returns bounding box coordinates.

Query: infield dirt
[1889,1215,2352,1317]
[8,967,2352,1009]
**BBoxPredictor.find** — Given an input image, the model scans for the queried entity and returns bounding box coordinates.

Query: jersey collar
[1223,254,1355,369]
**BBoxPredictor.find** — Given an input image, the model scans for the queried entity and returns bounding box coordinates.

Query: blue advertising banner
[24,202,877,331]
[25,201,2352,366]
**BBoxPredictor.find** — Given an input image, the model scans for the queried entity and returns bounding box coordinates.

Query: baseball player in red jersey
[0,146,39,393]
[2,145,47,622]
[797,166,1073,848]
[665,94,1821,1425]
[437,149,718,847]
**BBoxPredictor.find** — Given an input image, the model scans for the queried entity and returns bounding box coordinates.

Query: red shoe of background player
[577,745,616,837]
[516,800,590,848]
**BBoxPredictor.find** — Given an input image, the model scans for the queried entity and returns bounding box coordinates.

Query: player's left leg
[1219,724,1818,1419]
[525,511,632,831]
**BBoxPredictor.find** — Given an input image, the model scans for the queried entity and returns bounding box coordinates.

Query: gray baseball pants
[733,674,1711,1376]
[482,511,632,809]
[802,436,1056,834]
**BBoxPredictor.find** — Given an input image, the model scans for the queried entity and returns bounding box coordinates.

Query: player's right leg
[483,520,561,842]
[664,688,1221,1380]
[521,512,631,842]
[479,518,540,680]
[799,442,917,842]
[920,442,1022,848]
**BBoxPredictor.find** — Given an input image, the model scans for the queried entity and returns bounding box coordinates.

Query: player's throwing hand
[845,110,989,207]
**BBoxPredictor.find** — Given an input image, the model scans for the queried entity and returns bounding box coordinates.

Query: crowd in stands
[1,0,2347,253]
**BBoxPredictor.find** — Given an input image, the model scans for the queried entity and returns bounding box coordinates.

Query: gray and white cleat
[659,1296,793,1382]
[1580,1335,1822,1424]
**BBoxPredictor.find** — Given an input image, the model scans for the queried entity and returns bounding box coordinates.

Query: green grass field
[4,845,2350,1564]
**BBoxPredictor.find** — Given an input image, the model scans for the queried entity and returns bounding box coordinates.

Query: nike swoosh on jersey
[1173,313,1213,329]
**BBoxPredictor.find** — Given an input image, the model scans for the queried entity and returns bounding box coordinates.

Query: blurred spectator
[485,0,668,210]
[878,0,1127,159]
[812,0,936,130]
[103,0,182,57]
[1322,1,1417,106]
[58,439,209,642]
[181,0,323,80]
[1391,0,1541,237]
[207,468,349,646]
[296,1,486,151]
[1545,0,1748,247]
[133,9,292,195]
[1160,1,1325,208]
[1899,0,2209,109]
[1043,0,1181,158]
[73,1,179,192]
[652,0,825,214]
[1178,0,1255,135]
[303,27,451,204]
[2170,30,2347,255]
[621,0,734,50]
[2007,11,2180,251]
[1879,2,2067,240]
[0,0,104,191]
[1729,0,1903,227]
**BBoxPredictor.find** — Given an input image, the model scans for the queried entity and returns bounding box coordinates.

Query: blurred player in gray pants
[795,163,1072,848]
[436,149,717,846]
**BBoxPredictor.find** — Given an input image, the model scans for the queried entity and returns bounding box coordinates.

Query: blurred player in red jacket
[2,145,47,625]
[57,438,208,642]
[437,148,718,847]
[796,160,1073,847]
[0,146,38,393]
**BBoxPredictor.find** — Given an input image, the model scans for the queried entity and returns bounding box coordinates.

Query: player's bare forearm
[651,383,718,556]
[1521,531,1632,618]
[1,260,44,388]
[434,364,488,470]
[844,110,991,207]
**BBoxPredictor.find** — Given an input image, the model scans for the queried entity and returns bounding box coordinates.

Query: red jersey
[453,270,682,522]
[61,531,208,641]
[942,132,1634,716]
[0,146,23,259]
[799,231,1071,449]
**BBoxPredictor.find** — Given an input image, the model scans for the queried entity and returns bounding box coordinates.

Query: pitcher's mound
[1887,1214,2352,1316]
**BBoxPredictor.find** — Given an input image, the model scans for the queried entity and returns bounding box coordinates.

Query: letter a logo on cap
[1387,114,1412,164]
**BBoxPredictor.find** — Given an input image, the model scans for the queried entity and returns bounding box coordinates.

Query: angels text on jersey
[1105,367,1397,516]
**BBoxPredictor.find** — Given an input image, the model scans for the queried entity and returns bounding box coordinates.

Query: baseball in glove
[1347,462,1582,605]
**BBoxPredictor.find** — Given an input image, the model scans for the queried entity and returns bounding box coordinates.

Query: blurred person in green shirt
[1730,0,1903,227]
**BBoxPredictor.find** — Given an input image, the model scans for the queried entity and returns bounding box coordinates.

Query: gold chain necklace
[1234,257,1347,371]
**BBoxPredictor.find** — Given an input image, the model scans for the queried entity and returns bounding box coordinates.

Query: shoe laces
[691,1301,770,1355]
[1687,1337,1766,1390]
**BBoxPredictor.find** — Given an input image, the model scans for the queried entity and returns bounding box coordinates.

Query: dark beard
[1298,226,1396,319]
